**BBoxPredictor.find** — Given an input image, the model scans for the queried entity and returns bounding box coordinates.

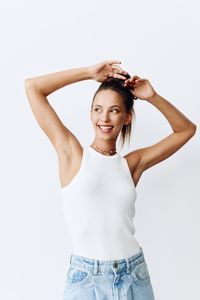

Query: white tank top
[61,145,141,260]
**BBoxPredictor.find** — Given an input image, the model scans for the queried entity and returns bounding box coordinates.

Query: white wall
[0,0,199,299]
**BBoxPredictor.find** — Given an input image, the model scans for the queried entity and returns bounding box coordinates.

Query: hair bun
[105,73,131,85]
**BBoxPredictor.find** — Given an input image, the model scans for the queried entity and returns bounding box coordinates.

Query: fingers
[105,60,132,80]
[107,65,129,80]
[107,60,121,65]
[108,71,127,80]
[124,76,145,87]
[112,73,129,80]
[111,65,129,80]
[105,59,129,76]
[125,75,141,83]
[112,66,128,74]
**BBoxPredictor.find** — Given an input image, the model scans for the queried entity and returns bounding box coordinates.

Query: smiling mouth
[97,125,114,133]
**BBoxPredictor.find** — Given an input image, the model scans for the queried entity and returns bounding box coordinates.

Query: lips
[97,125,114,133]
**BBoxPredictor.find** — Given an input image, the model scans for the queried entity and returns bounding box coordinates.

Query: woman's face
[90,89,132,141]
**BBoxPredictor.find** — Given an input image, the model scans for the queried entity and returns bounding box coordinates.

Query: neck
[90,139,117,156]
[91,139,116,151]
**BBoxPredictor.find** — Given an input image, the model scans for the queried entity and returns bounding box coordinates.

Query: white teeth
[98,125,113,133]
[99,126,113,128]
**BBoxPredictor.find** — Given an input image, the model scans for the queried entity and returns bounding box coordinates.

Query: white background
[0,0,199,299]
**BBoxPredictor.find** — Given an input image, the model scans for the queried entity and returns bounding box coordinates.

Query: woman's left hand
[124,75,157,100]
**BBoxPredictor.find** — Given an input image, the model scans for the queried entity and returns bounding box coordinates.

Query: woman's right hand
[89,60,128,83]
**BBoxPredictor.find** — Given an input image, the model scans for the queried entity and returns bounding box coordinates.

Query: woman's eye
[94,108,119,113]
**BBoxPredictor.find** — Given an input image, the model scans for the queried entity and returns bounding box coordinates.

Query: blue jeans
[63,247,155,300]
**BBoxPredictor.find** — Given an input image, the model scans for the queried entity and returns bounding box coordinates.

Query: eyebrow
[94,104,121,108]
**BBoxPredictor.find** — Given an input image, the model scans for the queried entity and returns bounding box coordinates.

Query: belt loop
[93,259,98,275]
[125,258,130,274]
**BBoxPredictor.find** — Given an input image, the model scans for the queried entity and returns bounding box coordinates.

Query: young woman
[25,60,197,300]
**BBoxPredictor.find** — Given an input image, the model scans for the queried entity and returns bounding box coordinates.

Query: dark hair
[91,73,136,148]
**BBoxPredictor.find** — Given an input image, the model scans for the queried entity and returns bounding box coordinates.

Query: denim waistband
[69,247,144,275]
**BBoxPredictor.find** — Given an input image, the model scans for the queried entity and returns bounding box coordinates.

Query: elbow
[25,78,45,96]
[25,78,35,90]
[188,123,197,137]
[25,78,40,97]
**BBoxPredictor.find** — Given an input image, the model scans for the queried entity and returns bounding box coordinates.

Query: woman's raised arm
[24,60,127,152]
[123,76,197,179]
[25,67,93,154]
[25,67,92,97]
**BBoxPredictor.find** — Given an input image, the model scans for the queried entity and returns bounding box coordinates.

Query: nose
[101,111,110,122]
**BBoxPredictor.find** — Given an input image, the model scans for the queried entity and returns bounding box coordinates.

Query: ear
[124,112,132,126]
